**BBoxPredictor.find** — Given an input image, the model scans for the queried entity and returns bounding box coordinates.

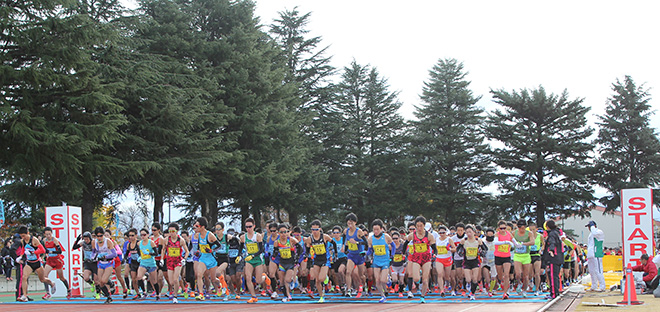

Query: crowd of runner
[8,214,594,304]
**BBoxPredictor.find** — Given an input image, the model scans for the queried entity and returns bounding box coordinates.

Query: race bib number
[393,254,404,262]
[313,244,326,255]
[200,243,211,254]
[437,245,448,255]
[487,250,495,261]
[228,249,239,258]
[168,248,181,257]
[218,243,227,254]
[246,243,259,254]
[141,253,151,260]
[84,250,93,260]
[280,248,292,259]
[414,243,428,253]
[348,242,358,251]
[466,247,478,258]
[515,245,527,254]
[408,244,414,253]
[130,251,139,260]
[373,245,386,256]
[497,244,510,253]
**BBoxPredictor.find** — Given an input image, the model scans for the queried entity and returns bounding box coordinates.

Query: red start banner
[620,189,654,267]
[45,206,83,297]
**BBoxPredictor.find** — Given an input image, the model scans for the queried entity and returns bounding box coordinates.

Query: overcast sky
[253,0,660,126]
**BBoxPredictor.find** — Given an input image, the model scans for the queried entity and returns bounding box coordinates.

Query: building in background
[559,206,622,248]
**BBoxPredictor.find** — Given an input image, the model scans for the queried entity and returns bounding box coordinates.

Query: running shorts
[495,256,511,266]
[46,257,64,270]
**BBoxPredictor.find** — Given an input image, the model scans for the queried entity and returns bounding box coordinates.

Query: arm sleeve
[34,243,46,256]
[330,239,338,256]
[55,244,63,254]
[431,243,437,256]
[390,242,396,259]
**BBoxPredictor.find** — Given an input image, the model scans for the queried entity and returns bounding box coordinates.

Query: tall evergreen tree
[594,76,660,211]
[324,61,408,223]
[0,0,128,228]
[267,7,335,225]
[486,87,594,225]
[410,59,494,224]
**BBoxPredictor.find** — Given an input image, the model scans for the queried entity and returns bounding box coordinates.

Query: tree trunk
[289,209,298,226]
[253,206,262,230]
[201,197,210,220]
[81,184,95,232]
[153,191,163,223]
[240,204,250,231]
[209,197,218,224]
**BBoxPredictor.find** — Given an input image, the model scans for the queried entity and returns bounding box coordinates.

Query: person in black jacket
[543,220,564,299]
[2,238,14,280]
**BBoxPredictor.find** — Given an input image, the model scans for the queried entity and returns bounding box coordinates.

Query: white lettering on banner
[46,206,83,297]
[621,189,654,267]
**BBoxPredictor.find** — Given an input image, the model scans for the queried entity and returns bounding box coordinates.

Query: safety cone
[617,263,643,305]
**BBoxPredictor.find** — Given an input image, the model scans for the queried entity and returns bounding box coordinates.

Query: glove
[235,256,242,264]
[359,251,366,257]
[194,250,201,258]
[159,259,165,267]
[245,255,253,262]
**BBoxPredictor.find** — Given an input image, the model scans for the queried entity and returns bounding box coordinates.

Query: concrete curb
[537,288,572,312]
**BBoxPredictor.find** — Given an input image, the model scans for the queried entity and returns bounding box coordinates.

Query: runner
[124,228,142,299]
[291,226,308,293]
[72,231,97,298]
[481,228,497,297]
[122,232,134,298]
[434,225,455,297]
[494,220,517,299]
[512,219,534,297]
[404,222,416,298]
[226,231,244,300]
[240,217,266,303]
[161,223,189,303]
[528,221,544,295]
[212,222,231,299]
[343,213,367,298]
[367,219,394,303]
[136,228,160,300]
[92,226,118,304]
[330,226,348,295]
[151,223,167,295]
[305,219,338,303]
[104,229,126,298]
[193,217,222,301]
[272,223,301,302]
[451,223,466,295]
[457,224,485,300]
[16,225,56,302]
[405,216,436,303]
[390,230,407,298]
[264,222,279,298]
[42,227,71,299]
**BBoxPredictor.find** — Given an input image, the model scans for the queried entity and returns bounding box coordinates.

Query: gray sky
[254,0,660,125]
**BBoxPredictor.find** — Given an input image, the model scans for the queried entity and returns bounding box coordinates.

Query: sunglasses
[438,231,446,234]
[279,231,287,234]
[499,227,507,230]
[332,232,340,234]
[141,233,148,236]
[193,225,199,228]
[96,234,104,238]
[245,225,253,229]
[311,228,320,231]
[393,237,399,240]
[129,234,135,237]
[270,229,277,232]
[169,229,177,233]
[152,229,158,232]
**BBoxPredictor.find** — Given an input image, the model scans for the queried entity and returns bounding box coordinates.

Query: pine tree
[594,76,660,211]
[486,87,594,225]
[0,0,127,228]
[324,61,408,223]
[409,59,495,224]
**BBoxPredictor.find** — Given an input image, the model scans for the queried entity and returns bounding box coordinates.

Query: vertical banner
[621,188,654,267]
[45,206,83,297]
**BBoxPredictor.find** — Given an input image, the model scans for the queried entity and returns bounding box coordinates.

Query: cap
[585,220,597,228]
[425,222,432,231]
[516,219,527,226]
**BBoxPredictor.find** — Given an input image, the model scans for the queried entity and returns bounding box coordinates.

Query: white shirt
[652,254,660,270]
[586,226,605,259]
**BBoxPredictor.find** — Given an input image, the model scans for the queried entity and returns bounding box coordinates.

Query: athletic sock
[124,277,131,290]
[406,277,413,292]
[62,280,70,290]
[472,282,478,295]
[101,285,110,297]
[138,280,145,292]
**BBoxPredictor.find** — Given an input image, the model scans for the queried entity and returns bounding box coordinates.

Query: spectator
[632,254,658,294]
[2,238,14,281]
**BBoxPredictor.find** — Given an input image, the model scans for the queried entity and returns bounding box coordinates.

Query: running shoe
[516,285,522,295]
[407,291,413,298]
[317,297,325,303]
[522,291,527,298]
[90,282,96,294]
[534,291,540,297]
[95,292,100,300]
[398,292,403,298]
[502,293,509,300]
[470,294,476,301]
[123,290,128,299]
[451,290,457,296]
[155,294,160,301]
[271,291,279,299]
[488,292,493,297]
[132,294,140,300]
[282,297,289,303]
[440,291,445,297]
[104,297,113,304]
[17,295,28,302]
[356,290,362,298]
[195,294,205,301]
[223,295,230,301]
[172,297,178,304]
[420,296,425,303]
[247,296,258,303]
[307,290,315,299]
[379,296,387,303]
[183,291,189,299]
[42,293,51,300]
[66,290,72,299]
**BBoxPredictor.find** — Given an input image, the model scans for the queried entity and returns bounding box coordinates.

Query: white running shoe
[469,294,476,301]
[271,291,279,299]
[172,297,178,304]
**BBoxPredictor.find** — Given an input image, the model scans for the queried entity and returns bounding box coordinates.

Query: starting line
[2,293,549,304]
